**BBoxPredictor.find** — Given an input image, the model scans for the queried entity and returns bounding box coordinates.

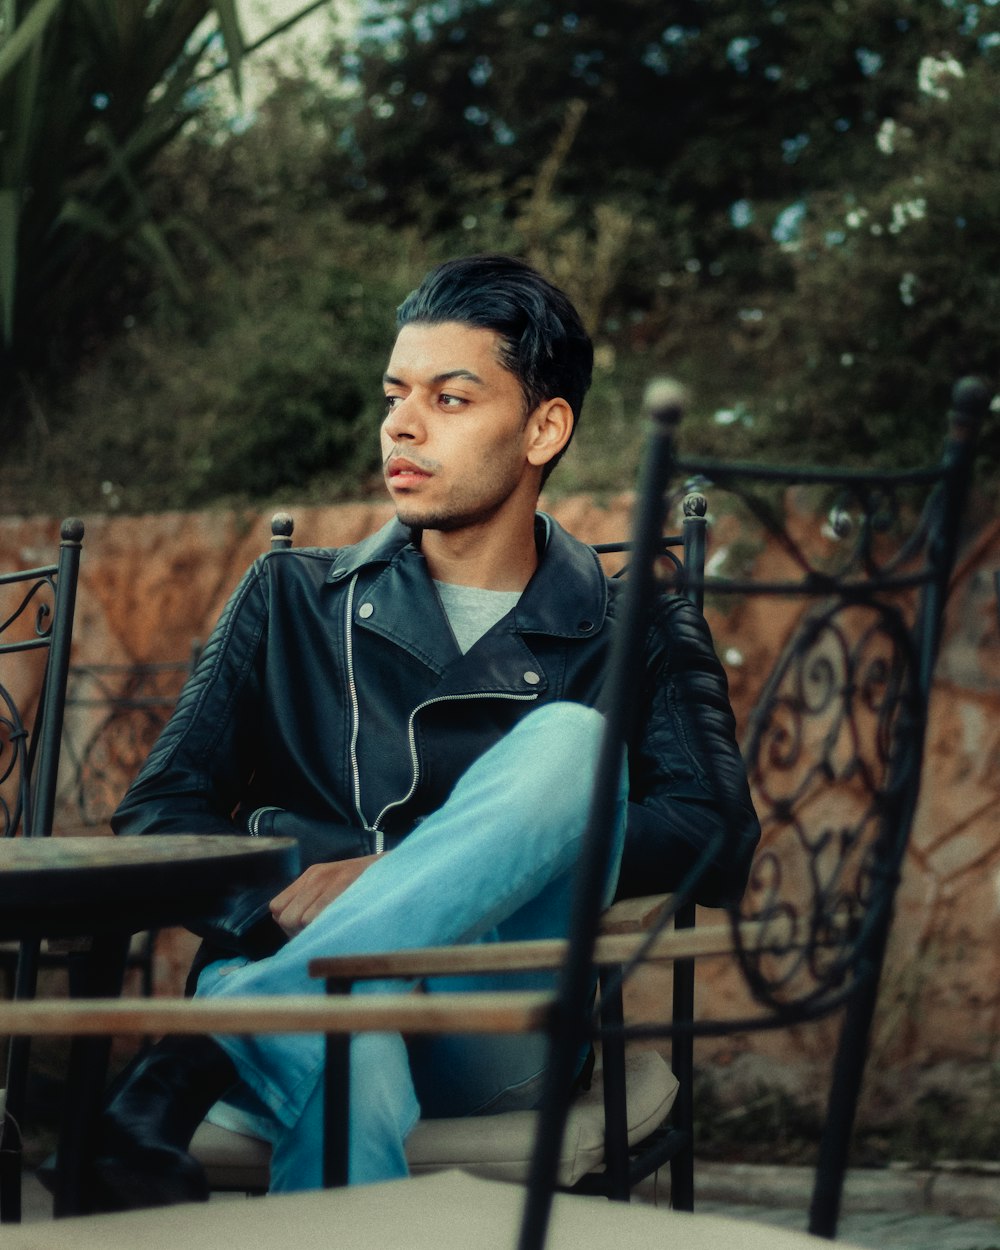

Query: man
[98,255,758,1208]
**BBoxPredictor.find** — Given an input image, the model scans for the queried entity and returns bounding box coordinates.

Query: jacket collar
[515,514,609,638]
[326,514,609,638]
[325,517,413,582]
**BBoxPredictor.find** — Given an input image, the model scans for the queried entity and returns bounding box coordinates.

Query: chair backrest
[694,377,989,1029]
[1,519,84,1223]
[0,519,84,840]
[57,512,292,832]
[517,377,991,1248]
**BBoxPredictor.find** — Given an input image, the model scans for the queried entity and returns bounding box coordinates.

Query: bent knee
[516,701,604,743]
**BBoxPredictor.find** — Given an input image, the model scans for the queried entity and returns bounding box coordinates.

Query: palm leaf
[0,0,63,85]
[1,0,327,375]
[211,0,245,97]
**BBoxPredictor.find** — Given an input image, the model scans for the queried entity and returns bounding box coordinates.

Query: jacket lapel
[325,513,610,695]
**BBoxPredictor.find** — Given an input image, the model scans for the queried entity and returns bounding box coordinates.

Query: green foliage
[692,1070,824,1165]
[313,0,1000,485]
[4,1,1000,514]
[881,1073,1000,1167]
[0,0,248,396]
[693,1061,1000,1168]
[747,49,1000,474]
[3,128,438,514]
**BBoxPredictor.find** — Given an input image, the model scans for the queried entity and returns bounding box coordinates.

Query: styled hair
[396,255,594,480]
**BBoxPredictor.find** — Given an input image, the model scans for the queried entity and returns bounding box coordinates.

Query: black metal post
[31,519,84,840]
[808,378,990,1238]
[53,930,130,1218]
[667,493,707,1213]
[596,970,630,1201]
[323,978,353,1188]
[517,381,685,1250]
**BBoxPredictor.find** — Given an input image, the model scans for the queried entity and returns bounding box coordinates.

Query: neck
[419,513,540,591]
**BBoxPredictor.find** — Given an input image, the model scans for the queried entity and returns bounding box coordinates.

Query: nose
[382,394,425,444]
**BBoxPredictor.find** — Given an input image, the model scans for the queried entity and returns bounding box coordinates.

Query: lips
[386,457,432,486]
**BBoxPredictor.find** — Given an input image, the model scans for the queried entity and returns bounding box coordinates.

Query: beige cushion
[187,1120,270,1193]
[191,1049,678,1191]
[1,1169,865,1249]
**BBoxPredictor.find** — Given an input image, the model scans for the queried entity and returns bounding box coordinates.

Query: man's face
[380,321,540,533]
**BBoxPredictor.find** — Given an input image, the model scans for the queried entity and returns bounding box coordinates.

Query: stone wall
[3,497,999,1112]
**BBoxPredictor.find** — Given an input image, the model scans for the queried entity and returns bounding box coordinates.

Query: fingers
[270,865,332,936]
[269,857,377,937]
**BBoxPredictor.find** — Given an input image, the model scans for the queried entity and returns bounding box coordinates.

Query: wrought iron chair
[188,504,708,1202]
[683,374,993,1235]
[0,519,85,1224]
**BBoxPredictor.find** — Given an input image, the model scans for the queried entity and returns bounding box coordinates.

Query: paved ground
[697,1202,1000,1250]
[18,1162,1000,1247]
[640,1160,1000,1250]
[645,1162,1000,1249]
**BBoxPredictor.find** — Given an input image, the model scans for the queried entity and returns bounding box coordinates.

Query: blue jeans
[197,702,627,1191]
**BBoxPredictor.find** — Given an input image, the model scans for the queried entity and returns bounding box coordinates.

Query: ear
[525,398,574,469]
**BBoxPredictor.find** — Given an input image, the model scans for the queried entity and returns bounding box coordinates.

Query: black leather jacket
[113,515,759,958]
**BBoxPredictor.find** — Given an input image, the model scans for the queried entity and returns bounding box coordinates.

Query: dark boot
[90,1034,239,1212]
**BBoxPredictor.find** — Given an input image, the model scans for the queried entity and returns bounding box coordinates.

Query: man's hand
[269,855,380,937]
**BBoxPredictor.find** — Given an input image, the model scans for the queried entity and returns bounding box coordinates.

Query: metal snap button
[578,619,594,633]
[359,602,375,619]
[523,670,541,685]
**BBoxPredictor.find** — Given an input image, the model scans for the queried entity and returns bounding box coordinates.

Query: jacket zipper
[370,689,540,834]
[247,805,282,836]
[344,574,373,842]
[344,576,539,851]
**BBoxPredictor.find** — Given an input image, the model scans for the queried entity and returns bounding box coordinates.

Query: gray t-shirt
[433,581,522,654]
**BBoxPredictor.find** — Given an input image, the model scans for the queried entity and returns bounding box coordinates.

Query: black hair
[396,255,594,480]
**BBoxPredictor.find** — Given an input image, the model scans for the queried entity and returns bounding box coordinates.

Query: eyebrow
[382,369,486,387]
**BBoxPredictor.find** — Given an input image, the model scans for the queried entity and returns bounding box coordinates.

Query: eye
[384,394,403,414]
[439,393,467,408]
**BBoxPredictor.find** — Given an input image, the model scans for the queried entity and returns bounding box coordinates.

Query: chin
[395,508,464,533]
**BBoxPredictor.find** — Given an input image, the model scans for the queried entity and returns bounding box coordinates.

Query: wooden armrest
[0,991,554,1037]
[308,921,763,983]
[598,894,675,934]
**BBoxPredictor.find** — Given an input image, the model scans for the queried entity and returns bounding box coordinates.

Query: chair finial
[642,378,686,430]
[948,376,993,444]
[271,512,294,549]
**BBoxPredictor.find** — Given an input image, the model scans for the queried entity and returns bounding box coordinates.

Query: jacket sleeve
[616,594,760,908]
[113,560,270,838]
[110,559,374,954]
[111,559,287,950]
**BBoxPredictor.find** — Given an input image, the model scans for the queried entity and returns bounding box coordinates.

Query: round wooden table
[0,833,299,940]
[0,833,298,1220]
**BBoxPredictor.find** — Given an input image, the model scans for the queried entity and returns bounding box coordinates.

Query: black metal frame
[1,518,85,1224]
[574,376,991,1243]
[577,492,707,1208]
[52,510,292,835]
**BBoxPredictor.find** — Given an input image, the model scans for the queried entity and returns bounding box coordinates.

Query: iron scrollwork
[0,570,59,838]
[0,573,57,652]
[665,420,971,1029]
[735,597,921,1017]
[60,660,194,826]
